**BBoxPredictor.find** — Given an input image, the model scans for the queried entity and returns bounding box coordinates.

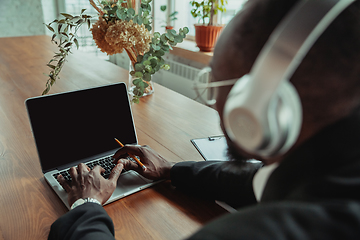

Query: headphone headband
[251,0,355,94]
[223,0,355,157]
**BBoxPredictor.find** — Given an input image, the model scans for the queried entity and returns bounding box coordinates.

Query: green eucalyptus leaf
[179,32,186,38]
[143,60,151,66]
[143,52,150,59]
[150,58,158,67]
[174,35,183,43]
[154,32,161,39]
[134,72,143,78]
[145,65,152,73]
[133,78,142,85]
[135,63,145,71]
[154,49,165,56]
[161,64,170,70]
[160,34,167,43]
[47,64,56,69]
[168,29,176,36]
[64,42,72,48]
[169,11,178,17]
[133,15,139,24]
[169,40,177,46]
[58,23,63,33]
[60,13,74,19]
[154,65,161,71]
[74,38,79,49]
[146,25,152,31]
[139,81,149,89]
[160,5,167,11]
[161,44,170,51]
[128,8,135,16]
[152,44,161,51]
[121,13,127,20]
[45,24,55,32]
[165,33,174,41]
[143,73,151,81]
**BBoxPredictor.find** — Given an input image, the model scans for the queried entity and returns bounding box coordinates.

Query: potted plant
[190,0,227,52]
[43,0,189,103]
[160,5,178,30]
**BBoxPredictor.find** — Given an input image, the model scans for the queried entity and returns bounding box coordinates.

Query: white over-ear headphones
[223,0,354,157]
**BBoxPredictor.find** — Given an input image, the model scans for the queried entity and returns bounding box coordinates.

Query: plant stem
[125,48,137,67]
[209,0,214,26]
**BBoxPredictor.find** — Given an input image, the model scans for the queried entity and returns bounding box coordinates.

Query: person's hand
[57,162,123,207]
[112,145,175,180]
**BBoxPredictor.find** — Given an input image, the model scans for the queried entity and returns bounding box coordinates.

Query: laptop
[26,82,159,209]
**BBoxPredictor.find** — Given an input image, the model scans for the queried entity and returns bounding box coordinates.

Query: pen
[114,138,147,171]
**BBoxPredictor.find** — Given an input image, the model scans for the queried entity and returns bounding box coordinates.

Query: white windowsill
[171,39,213,65]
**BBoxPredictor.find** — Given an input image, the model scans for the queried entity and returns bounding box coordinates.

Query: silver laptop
[26,82,158,209]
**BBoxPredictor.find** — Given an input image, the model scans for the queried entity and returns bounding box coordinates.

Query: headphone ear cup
[223,75,266,154]
[223,78,302,157]
[272,80,302,155]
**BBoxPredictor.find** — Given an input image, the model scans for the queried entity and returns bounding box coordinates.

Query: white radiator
[152,59,210,104]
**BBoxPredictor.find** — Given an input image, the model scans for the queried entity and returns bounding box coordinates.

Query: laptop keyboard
[53,155,132,186]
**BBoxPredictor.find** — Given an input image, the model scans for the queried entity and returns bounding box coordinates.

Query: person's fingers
[113,145,142,160]
[69,166,78,180]
[108,163,123,183]
[118,158,140,171]
[77,163,89,189]
[78,163,89,174]
[92,165,105,175]
[57,174,72,192]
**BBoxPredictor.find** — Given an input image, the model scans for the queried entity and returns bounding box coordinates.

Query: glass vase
[128,62,154,101]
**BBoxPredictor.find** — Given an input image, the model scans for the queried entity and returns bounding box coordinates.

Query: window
[152,0,248,36]
[50,0,247,60]
[63,0,109,60]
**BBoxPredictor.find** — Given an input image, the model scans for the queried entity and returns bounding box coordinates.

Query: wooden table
[0,36,226,240]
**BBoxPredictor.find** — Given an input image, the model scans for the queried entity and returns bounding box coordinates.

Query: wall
[0,0,46,38]
[41,0,59,35]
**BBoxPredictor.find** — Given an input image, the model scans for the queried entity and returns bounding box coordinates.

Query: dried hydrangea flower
[91,18,151,56]
[91,18,118,55]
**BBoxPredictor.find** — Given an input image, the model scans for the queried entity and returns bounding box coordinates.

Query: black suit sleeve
[48,203,115,240]
[186,201,360,240]
[170,160,263,208]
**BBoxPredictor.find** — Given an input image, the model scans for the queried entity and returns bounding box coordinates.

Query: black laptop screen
[26,83,137,172]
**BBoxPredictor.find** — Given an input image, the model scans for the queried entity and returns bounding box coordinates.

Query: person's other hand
[112,145,175,180]
[57,162,123,206]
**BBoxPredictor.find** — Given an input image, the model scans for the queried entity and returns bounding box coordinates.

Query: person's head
[210,0,360,165]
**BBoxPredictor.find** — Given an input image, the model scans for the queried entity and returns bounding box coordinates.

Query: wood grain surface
[0,35,226,240]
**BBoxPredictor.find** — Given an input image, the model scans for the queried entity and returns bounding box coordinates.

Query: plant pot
[194,24,224,52]
[165,26,174,30]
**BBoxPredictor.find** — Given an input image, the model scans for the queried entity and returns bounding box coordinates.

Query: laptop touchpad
[114,171,149,194]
